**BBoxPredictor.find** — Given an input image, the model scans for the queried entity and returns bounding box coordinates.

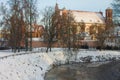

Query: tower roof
[55,3,59,11]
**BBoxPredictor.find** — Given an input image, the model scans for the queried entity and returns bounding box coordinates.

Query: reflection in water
[45,61,120,80]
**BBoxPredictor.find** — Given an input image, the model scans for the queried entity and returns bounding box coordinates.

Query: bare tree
[42,6,57,52]
[22,0,37,51]
[76,22,86,48]
[0,3,10,47]
[58,10,77,50]
[89,23,114,49]
[0,0,37,52]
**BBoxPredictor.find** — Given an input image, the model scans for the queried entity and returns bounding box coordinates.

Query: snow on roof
[70,10,105,24]
[106,7,112,10]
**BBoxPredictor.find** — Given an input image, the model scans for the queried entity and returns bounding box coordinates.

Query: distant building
[54,3,113,47]
[0,24,45,47]
[28,24,44,38]
[0,3,114,48]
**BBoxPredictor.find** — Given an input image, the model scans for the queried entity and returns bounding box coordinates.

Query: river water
[45,61,120,80]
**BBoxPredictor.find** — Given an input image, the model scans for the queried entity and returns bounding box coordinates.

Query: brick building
[53,3,113,48]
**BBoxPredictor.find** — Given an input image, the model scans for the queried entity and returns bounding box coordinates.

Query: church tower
[105,7,113,24]
[55,3,59,11]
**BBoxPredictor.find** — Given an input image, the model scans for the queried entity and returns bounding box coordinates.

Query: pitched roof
[71,10,105,24]
[60,10,105,24]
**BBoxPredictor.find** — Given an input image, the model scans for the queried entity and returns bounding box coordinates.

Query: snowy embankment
[0,49,120,80]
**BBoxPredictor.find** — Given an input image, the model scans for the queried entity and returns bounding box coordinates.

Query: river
[45,61,120,80]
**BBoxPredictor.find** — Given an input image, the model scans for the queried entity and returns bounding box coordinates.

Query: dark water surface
[45,61,120,80]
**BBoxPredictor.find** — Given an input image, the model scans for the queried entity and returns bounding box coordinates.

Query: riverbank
[0,49,120,80]
[45,60,120,80]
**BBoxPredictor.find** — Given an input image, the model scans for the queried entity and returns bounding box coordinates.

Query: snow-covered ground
[0,49,14,57]
[0,48,120,80]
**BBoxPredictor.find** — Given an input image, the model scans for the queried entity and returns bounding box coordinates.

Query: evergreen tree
[112,0,120,25]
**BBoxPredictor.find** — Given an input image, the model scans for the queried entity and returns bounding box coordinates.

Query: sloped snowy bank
[0,49,120,80]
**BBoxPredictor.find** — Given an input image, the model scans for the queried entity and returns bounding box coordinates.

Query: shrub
[80,56,93,63]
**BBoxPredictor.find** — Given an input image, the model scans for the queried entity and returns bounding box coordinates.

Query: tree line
[0,0,37,52]
[0,0,119,52]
